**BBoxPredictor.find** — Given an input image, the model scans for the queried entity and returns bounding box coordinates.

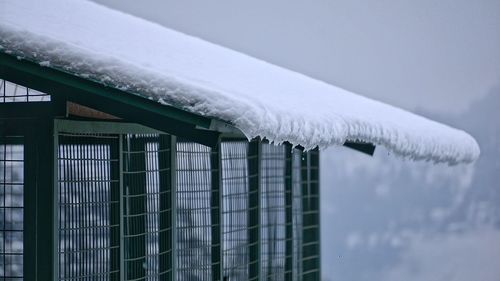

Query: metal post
[284,144,293,281]
[310,148,321,280]
[247,140,261,281]
[123,135,147,280]
[158,134,172,280]
[301,149,320,281]
[21,123,36,280]
[113,134,123,281]
[36,119,56,280]
[170,136,177,280]
[210,139,223,281]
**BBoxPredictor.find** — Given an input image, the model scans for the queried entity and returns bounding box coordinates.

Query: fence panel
[0,137,24,280]
[260,143,287,281]
[122,134,172,281]
[221,141,249,280]
[175,141,214,281]
[58,133,120,281]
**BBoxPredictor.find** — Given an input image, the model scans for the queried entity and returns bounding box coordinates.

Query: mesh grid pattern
[5,124,318,281]
[122,134,172,281]
[0,80,50,103]
[175,142,213,281]
[0,138,24,280]
[260,144,286,281]
[58,134,120,281]
[221,141,249,280]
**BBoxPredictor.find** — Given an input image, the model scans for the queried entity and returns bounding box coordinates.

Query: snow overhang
[0,0,480,164]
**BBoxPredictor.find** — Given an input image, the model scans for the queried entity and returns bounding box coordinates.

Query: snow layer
[0,0,480,164]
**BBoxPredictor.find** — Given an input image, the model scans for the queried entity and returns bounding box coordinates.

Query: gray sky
[93,0,500,115]
[89,2,500,280]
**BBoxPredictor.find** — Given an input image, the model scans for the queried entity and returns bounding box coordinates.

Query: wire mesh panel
[58,133,120,281]
[221,141,249,280]
[0,79,50,103]
[0,137,24,280]
[260,144,286,281]
[51,121,318,281]
[175,141,213,281]
[122,134,172,281]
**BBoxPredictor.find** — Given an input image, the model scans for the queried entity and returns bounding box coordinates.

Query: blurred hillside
[321,87,500,281]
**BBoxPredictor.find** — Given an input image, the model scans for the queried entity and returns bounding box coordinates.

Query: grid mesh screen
[34,127,317,280]
[175,141,213,281]
[0,138,24,280]
[260,144,286,281]
[221,141,249,280]
[0,79,50,103]
[122,134,172,281]
[58,134,120,281]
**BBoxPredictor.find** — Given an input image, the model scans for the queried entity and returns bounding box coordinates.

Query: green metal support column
[247,140,261,281]
[23,126,37,281]
[158,134,173,281]
[38,119,56,280]
[170,136,177,280]
[210,140,223,281]
[301,149,320,281]
[123,135,147,280]
[310,148,321,280]
[284,144,293,281]
[110,134,121,281]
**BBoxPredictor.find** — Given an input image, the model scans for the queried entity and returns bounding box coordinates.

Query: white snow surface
[0,0,480,164]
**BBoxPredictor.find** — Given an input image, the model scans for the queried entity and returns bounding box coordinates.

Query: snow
[0,0,480,164]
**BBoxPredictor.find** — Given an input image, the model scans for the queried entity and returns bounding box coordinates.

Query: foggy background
[91,1,500,280]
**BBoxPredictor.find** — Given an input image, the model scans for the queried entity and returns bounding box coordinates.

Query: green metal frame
[0,118,57,280]
[1,117,323,281]
[284,144,294,281]
[158,134,173,281]
[301,149,321,280]
[211,140,223,281]
[0,56,327,280]
[247,140,261,281]
[170,136,177,281]
[0,53,222,147]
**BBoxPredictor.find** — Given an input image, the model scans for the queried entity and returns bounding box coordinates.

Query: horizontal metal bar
[0,52,211,128]
[0,101,64,119]
[54,119,163,135]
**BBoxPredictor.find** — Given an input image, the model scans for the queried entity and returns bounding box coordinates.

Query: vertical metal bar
[125,136,147,280]
[158,134,172,281]
[36,119,55,280]
[310,148,320,281]
[210,139,222,281]
[24,128,37,280]
[301,148,320,281]
[247,140,261,281]
[113,135,123,281]
[300,150,309,281]
[284,144,293,281]
[53,122,59,281]
[170,136,177,280]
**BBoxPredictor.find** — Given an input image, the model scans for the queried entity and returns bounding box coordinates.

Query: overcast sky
[89,1,500,280]
[93,0,500,115]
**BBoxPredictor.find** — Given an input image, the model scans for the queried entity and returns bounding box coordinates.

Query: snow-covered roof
[0,0,480,164]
